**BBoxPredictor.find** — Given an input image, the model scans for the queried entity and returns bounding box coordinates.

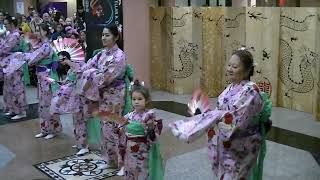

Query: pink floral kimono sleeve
[100,55,127,86]
[169,83,264,143]
[26,42,52,65]
[76,51,126,101]
[0,32,19,56]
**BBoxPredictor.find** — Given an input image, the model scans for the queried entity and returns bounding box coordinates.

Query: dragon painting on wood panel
[166,11,201,79]
[170,40,199,79]
[279,13,320,96]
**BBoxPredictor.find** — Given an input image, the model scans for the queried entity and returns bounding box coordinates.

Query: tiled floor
[0,87,319,180]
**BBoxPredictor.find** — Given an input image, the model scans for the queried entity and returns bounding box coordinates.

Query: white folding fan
[188,89,210,115]
[24,32,41,49]
[52,38,85,62]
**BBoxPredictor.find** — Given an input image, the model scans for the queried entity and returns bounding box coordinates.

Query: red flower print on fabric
[252,84,260,92]
[131,144,139,153]
[54,123,59,128]
[224,113,233,124]
[220,174,224,180]
[223,141,232,149]
[207,129,216,140]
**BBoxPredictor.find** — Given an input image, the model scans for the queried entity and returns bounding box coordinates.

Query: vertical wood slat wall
[150,7,320,120]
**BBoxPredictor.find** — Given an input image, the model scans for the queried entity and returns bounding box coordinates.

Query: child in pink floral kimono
[120,80,163,180]
[170,49,271,180]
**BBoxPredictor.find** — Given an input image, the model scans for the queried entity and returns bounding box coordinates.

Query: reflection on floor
[0,103,38,125]
[0,88,319,180]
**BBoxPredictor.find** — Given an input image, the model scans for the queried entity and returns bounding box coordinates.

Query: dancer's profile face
[3,19,11,30]
[226,55,248,83]
[0,13,4,21]
[101,28,116,48]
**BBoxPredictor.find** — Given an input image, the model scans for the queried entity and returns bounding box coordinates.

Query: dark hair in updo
[5,16,18,27]
[130,80,151,102]
[232,49,254,80]
[103,24,120,42]
[40,23,52,37]
[56,51,71,79]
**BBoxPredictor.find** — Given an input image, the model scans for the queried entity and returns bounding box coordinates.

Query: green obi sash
[127,122,146,136]
[249,92,272,180]
[87,116,102,145]
[123,64,134,115]
[92,48,134,115]
[87,48,135,145]
[38,52,59,93]
[127,122,164,180]
[11,39,31,86]
[92,48,103,57]
[66,71,77,84]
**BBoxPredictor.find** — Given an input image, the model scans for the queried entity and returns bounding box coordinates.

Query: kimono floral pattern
[170,80,264,180]
[76,44,127,167]
[0,30,26,114]
[123,109,159,180]
[50,66,87,148]
[26,41,62,134]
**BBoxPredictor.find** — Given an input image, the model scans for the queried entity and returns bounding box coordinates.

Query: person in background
[51,23,65,41]
[74,5,85,31]
[65,17,74,28]
[20,15,32,33]
[42,12,52,28]
[27,6,35,23]
[30,11,42,33]
[79,30,87,53]
[0,11,6,40]
[77,5,85,20]
[65,26,79,39]
[58,18,65,26]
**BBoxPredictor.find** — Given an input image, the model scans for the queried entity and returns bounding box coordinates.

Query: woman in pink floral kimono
[0,16,28,120]
[65,24,127,163]
[25,23,62,140]
[50,51,88,156]
[170,49,268,180]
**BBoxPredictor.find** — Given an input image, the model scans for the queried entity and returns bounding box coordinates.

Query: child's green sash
[127,122,164,180]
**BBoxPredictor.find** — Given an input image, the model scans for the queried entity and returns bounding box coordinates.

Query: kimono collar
[10,29,19,34]
[42,38,50,44]
[133,109,148,115]
[103,44,119,55]
[230,80,250,89]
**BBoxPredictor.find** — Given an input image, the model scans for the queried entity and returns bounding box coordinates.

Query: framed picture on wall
[40,2,68,19]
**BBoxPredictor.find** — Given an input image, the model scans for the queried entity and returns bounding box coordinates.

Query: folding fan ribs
[24,32,41,49]
[188,89,210,115]
[52,38,85,62]
[93,111,128,126]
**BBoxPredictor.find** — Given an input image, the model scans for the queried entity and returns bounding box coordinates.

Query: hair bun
[133,79,140,86]
[132,79,145,87]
